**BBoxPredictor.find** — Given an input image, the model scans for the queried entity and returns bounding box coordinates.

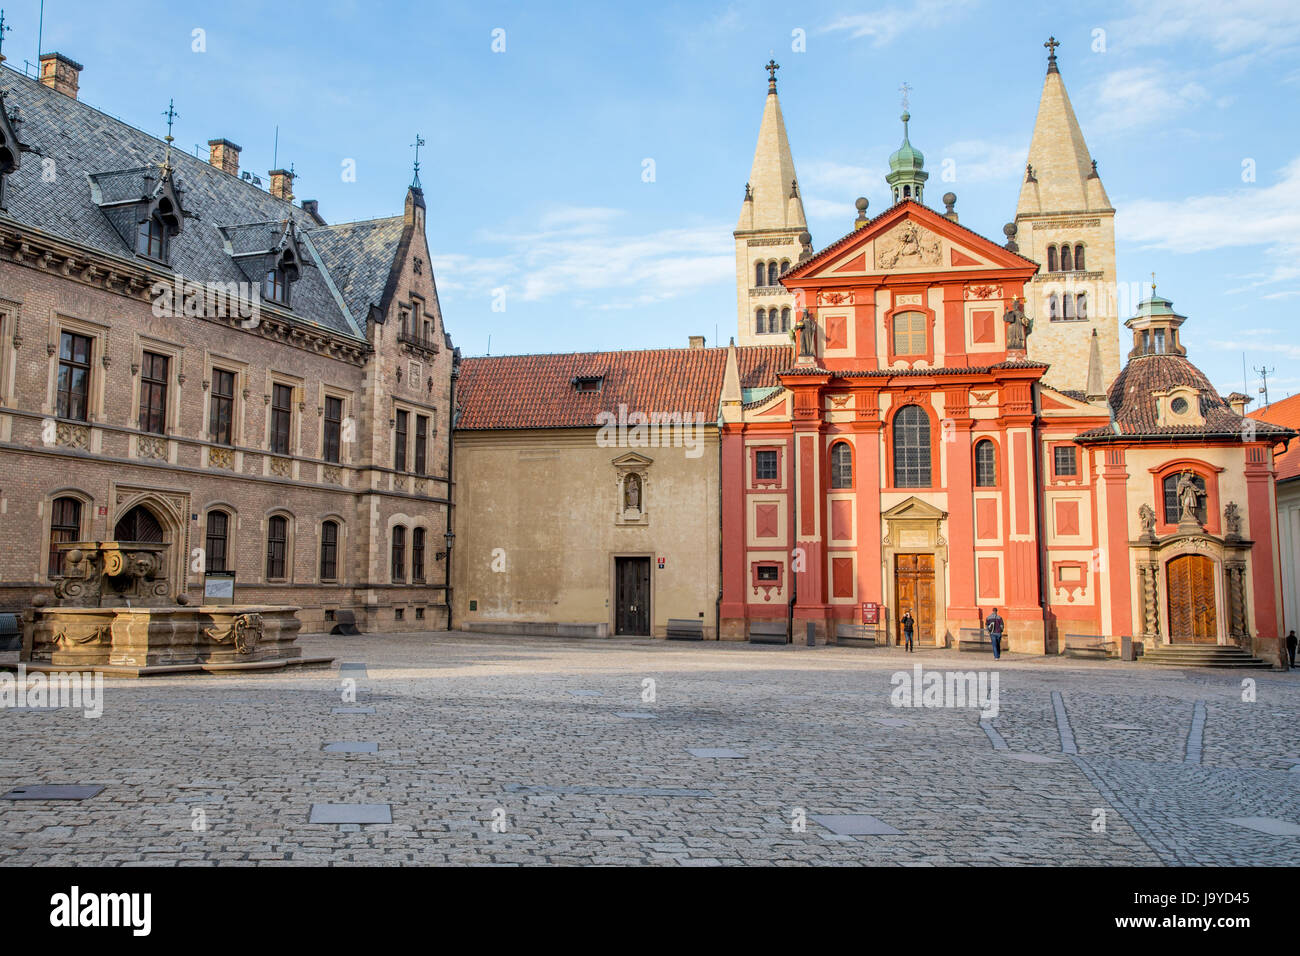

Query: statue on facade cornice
[794,310,816,357]
[1003,297,1032,351]
[1176,470,1203,525]
[1138,503,1157,540]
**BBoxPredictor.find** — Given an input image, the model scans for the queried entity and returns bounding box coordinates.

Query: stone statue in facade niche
[1003,297,1032,351]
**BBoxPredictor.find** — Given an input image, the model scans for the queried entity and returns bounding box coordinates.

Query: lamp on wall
[437,530,455,561]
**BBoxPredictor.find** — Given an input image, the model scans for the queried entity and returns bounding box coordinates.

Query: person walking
[1287,629,1297,668]
[985,608,1005,660]
[901,609,914,653]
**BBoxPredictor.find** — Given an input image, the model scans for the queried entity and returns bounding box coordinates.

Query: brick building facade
[0,54,458,632]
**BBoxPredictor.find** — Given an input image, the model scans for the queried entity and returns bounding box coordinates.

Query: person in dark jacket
[1287,630,1297,668]
[985,608,1005,660]
[901,609,914,652]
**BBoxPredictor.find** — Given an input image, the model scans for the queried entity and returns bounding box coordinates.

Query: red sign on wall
[861,602,879,624]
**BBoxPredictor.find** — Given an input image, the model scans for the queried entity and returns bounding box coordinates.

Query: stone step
[1141,644,1272,668]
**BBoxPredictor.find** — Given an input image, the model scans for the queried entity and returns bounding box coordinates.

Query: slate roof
[0,64,407,342]
[1249,392,1300,481]
[456,346,788,430]
[1076,352,1295,444]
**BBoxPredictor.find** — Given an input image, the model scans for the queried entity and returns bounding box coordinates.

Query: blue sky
[5,0,1299,400]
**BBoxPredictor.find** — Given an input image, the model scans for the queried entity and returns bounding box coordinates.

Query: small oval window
[1170,397,1189,414]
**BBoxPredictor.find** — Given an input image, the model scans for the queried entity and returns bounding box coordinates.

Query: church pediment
[611,452,654,469]
[882,496,948,521]
[787,201,1036,282]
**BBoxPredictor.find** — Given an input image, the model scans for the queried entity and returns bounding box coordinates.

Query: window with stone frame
[830,441,853,489]
[57,330,92,421]
[892,311,927,357]
[320,520,339,581]
[48,496,83,576]
[138,350,169,434]
[414,415,428,475]
[1053,445,1078,478]
[412,527,426,583]
[755,449,779,481]
[323,396,344,464]
[270,383,293,455]
[892,405,931,487]
[975,439,997,486]
[394,410,408,471]
[210,369,236,445]
[205,510,230,573]
[391,525,407,583]
[265,515,288,580]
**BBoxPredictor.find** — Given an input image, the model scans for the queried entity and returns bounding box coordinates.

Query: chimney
[688,335,706,350]
[207,139,241,177]
[1226,392,1252,416]
[300,199,323,224]
[268,168,294,201]
[39,53,83,99]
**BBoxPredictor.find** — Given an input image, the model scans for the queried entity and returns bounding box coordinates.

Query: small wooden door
[114,505,165,543]
[615,557,651,635]
[1167,554,1217,643]
[894,553,935,645]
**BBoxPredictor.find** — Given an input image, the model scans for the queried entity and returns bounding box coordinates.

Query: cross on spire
[1151,271,1157,295]
[410,133,425,189]
[160,98,179,170]
[899,81,912,111]
[1044,35,1060,73]
[0,9,11,64]
[766,58,779,93]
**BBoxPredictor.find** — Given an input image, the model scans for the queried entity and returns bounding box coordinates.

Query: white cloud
[1089,66,1211,134]
[1118,156,1300,292]
[1108,0,1300,56]
[435,211,733,308]
[822,0,977,47]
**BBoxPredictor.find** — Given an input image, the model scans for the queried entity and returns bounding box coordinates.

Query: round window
[1170,397,1189,414]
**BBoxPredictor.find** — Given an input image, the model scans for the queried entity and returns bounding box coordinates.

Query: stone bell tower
[1012,36,1119,395]
[734,59,812,347]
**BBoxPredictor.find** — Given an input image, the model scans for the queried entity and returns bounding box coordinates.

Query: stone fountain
[21,540,331,676]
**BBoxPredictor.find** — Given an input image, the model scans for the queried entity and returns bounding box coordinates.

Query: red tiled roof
[455,345,788,431]
[1249,392,1300,481]
[1076,352,1294,444]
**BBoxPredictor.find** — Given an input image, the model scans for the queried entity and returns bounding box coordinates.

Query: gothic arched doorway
[1166,554,1217,644]
[114,504,165,543]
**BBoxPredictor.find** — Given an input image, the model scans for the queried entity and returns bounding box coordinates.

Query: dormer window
[136,214,166,259]
[264,265,290,304]
[572,375,603,393]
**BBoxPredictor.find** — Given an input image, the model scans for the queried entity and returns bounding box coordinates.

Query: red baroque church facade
[717,199,1292,660]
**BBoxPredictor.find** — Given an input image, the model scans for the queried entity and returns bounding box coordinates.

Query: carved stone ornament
[875,221,941,269]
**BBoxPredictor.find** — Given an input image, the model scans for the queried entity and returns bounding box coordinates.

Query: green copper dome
[885,111,928,203]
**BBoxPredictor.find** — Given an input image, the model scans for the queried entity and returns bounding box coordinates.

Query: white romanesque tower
[1012,37,1119,396]
[734,60,812,346]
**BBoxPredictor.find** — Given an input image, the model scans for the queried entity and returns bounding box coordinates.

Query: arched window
[830,442,853,489]
[903,185,911,198]
[780,307,791,332]
[1063,294,1075,319]
[755,308,766,335]
[1163,472,1206,525]
[767,261,779,286]
[266,515,288,580]
[974,440,997,486]
[320,520,339,581]
[1076,293,1087,319]
[48,496,83,576]
[893,405,931,487]
[1074,244,1085,271]
[780,260,791,275]
[1060,245,1073,271]
[755,262,765,287]
[1048,293,1060,319]
[391,525,407,583]
[768,308,779,332]
[1047,246,1058,272]
[205,510,230,573]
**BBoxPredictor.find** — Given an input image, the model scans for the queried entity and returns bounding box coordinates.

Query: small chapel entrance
[614,557,651,636]
[894,553,935,645]
[1166,554,1218,643]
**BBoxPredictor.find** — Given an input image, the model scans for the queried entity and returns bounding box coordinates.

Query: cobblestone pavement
[2,633,1298,866]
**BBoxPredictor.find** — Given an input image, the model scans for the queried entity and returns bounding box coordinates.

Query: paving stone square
[1,632,1298,865]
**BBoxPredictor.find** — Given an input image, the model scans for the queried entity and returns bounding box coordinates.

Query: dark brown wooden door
[114,505,164,543]
[894,553,935,645]
[615,557,651,635]
[1167,554,1217,643]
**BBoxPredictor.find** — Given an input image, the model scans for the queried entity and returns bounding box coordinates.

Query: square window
[755,450,778,481]
[1054,446,1078,477]
[757,564,779,582]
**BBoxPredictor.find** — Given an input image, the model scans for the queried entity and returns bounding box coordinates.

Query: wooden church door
[1166,554,1217,643]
